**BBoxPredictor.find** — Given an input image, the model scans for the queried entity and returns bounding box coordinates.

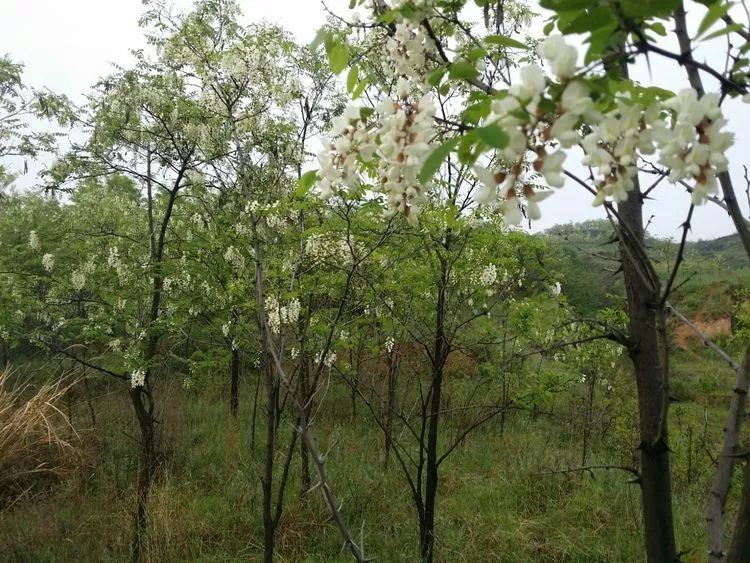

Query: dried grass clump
[0,368,79,505]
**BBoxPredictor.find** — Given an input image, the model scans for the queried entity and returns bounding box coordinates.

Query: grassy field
[1,345,741,563]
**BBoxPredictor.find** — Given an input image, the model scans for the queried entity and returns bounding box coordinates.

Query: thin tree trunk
[130,387,155,563]
[251,363,261,450]
[420,259,448,563]
[261,353,277,563]
[709,343,750,561]
[299,356,311,495]
[383,347,398,469]
[230,346,240,418]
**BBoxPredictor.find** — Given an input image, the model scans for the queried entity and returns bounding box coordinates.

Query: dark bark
[230,347,240,418]
[420,258,448,563]
[383,346,398,469]
[129,387,155,563]
[618,188,677,563]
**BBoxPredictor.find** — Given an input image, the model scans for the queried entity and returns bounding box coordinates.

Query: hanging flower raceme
[317,77,436,225]
[654,89,734,204]
[42,253,55,272]
[384,21,436,90]
[376,79,436,225]
[317,104,376,199]
[28,231,40,251]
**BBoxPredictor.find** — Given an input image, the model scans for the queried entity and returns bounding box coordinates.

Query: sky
[2,0,748,241]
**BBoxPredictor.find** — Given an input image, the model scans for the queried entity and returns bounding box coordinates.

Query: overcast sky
[2,0,748,241]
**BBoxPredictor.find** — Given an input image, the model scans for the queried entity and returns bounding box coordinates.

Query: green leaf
[448,61,479,80]
[462,99,491,124]
[561,6,615,34]
[346,65,359,93]
[419,138,458,185]
[327,43,349,74]
[543,21,556,35]
[352,78,368,99]
[649,22,668,36]
[484,35,528,49]
[540,0,595,12]
[309,28,328,51]
[296,170,318,197]
[427,67,447,87]
[475,123,509,149]
[359,107,374,121]
[697,1,732,38]
[704,22,743,39]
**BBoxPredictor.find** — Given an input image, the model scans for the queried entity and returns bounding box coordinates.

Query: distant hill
[540,220,750,318]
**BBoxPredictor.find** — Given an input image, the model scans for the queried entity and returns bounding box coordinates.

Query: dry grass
[0,367,80,506]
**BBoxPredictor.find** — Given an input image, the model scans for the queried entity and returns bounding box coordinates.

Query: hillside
[542,220,750,319]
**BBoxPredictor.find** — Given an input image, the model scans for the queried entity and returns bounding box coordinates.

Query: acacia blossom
[131,369,146,389]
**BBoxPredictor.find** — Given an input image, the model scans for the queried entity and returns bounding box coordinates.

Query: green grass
[0,363,736,562]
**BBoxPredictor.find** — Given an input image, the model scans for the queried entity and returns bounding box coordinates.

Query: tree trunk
[383,348,398,469]
[727,459,750,563]
[420,260,448,563]
[130,387,155,563]
[299,356,311,495]
[618,188,677,563]
[262,352,277,563]
[230,347,240,418]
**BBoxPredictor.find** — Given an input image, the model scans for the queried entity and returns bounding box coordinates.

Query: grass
[0,368,80,508]
[0,353,737,562]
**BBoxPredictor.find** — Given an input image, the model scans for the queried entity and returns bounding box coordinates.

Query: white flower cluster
[223,246,245,271]
[29,231,40,251]
[471,34,734,221]
[315,349,337,368]
[317,105,375,199]
[385,22,435,88]
[265,296,301,334]
[376,81,436,224]
[318,76,436,224]
[655,89,733,204]
[42,253,55,272]
[582,102,661,204]
[107,247,120,268]
[304,233,358,265]
[385,336,395,354]
[479,264,498,287]
[131,369,146,389]
[71,270,86,291]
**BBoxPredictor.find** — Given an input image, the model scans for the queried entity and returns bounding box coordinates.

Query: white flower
[538,35,578,80]
[522,187,553,221]
[28,231,40,251]
[131,369,146,389]
[71,270,86,290]
[385,336,395,354]
[537,150,566,188]
[42,253,54,272]
[223,246,245,270]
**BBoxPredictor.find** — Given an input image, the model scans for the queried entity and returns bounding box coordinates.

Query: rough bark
[618,187,677,563]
